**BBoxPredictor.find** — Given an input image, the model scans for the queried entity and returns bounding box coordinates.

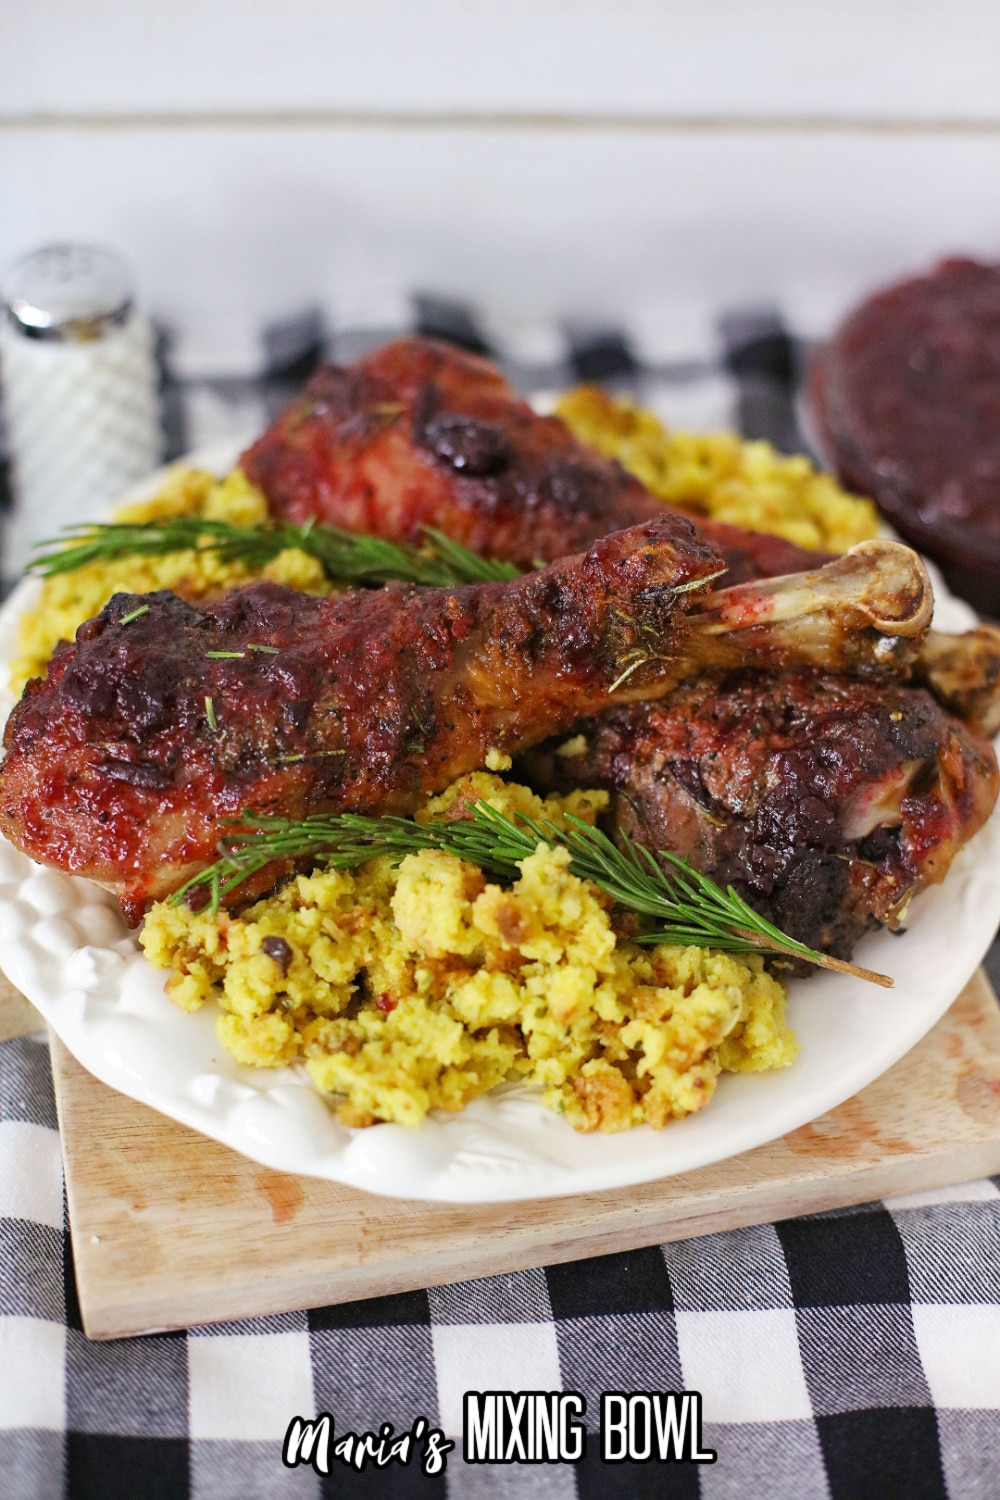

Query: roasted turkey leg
[240,335,825,583]
[0,519,931,922]
[0,514,719,921]
[521,671,999,965]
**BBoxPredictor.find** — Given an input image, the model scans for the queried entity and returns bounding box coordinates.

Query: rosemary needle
[117,603,149,626]
[204,696,218,732]
[173,800,892,987]
[28,515,520,590]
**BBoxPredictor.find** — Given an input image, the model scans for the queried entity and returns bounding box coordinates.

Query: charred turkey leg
[240,336,825,583]
[0,515,721,922]
[523,671,999,966]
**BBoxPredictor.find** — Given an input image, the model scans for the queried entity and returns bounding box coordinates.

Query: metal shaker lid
[1,244,133,342]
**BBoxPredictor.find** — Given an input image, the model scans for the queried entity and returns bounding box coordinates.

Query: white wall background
[2,1,1000,371]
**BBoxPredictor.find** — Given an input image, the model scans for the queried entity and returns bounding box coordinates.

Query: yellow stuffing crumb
[555,734,588,759]
[9,465,333,694]
[141,774,797,1133]
[556,384,878,554]
[416,769,609,834]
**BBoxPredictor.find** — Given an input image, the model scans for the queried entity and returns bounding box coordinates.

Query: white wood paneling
[2,1,1000,122]
[1,123,998,371]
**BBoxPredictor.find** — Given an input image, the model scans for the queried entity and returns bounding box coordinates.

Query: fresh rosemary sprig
[28,516,520,589]
[172,800,891,987]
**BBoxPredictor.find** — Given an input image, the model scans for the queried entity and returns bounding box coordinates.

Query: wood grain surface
[0,972,42,1043]
[50,969,1000,1341]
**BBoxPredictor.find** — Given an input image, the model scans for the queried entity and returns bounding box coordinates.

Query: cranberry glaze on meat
[0,515,722,923]
[241,335,823,584]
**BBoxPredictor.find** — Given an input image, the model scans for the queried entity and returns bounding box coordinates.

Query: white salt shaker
[0,244,162,576]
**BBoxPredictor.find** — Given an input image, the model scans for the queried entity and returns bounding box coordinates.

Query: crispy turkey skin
[0,515,721,923]
[521,671,999,965]
[241,336,823,583]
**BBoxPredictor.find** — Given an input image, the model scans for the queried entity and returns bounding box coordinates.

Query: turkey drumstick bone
[687,538,931,677]
[703,548,1000,735]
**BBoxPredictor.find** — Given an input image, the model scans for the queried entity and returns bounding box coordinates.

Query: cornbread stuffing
[141,775,797,1132]
[556,384,879,554]
[9,466,332,694]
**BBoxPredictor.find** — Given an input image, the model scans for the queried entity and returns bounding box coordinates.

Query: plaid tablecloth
[4,1027,1000,1499]
[2,296,1000,1499]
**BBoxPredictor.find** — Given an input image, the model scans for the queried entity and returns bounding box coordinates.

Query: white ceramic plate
[0,446,997,1203]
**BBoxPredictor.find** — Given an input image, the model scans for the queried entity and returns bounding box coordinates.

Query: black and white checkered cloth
[5,1029,1000,1498]
[2,294,1000,1499]
[154,294,805,471]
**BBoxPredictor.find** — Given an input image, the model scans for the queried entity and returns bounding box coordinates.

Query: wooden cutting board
[45,969,1000,1340]
[0,971,42,1043]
